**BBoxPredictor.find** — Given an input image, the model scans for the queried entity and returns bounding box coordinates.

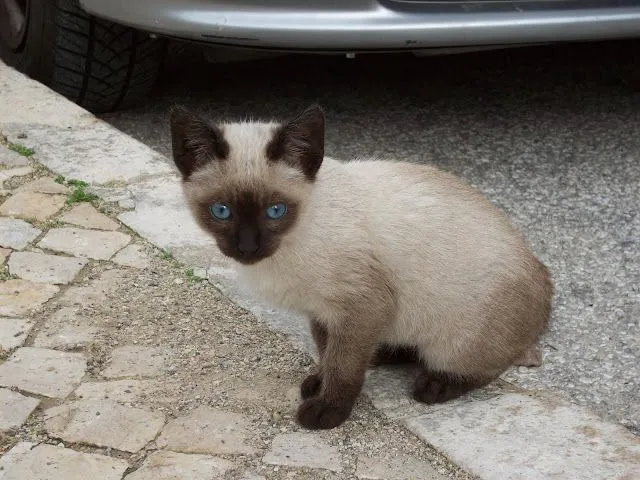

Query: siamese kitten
[170,105,553,430]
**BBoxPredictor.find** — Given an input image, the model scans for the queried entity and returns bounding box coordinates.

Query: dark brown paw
[300,373,322,399]
[296,397,352,430]
[413,373,479,404]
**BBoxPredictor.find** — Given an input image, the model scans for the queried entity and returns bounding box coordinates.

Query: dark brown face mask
[198,189,300,265]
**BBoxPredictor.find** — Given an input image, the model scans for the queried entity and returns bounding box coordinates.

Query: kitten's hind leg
[413,369,491,404]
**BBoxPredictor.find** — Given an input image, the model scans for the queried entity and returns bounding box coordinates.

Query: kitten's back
[304,158,551,373]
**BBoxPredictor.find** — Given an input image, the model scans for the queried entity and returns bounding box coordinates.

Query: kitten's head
[170,105,324,265]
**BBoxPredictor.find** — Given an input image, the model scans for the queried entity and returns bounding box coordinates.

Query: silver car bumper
[79,0,640,52]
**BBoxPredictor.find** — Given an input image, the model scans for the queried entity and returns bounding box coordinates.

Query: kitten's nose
[237,228,259,253]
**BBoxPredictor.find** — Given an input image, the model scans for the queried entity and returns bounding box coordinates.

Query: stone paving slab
[0,218,41,250]
[355,454,446,480]
[124,451,236,480]
[117,175,218,267]
[0,317,33,351]
[0,441,35,477]
[16,177,68,194]
[8,251,87,284]
[0,64,95,127]
[38,227,130,260]
[102,345,166,379]
[2,121,175,185]
[74,379,161,404]
[405,392,640,480]
[60,203,120,231]
[112,244,150,269]
[0,347,86,398]
[156,406,257,455]
[0,166,33,183]
[263,432,343,472]
[44,399,165,453]
[87,185,132,204]
[0,280,58,317]
[0,442,129,480]
[59,268,124,307]
[0,191,66,221]
[0,65,174,185]
[0,148,29,166]
[0,388,40,431]
[33,307,98,350]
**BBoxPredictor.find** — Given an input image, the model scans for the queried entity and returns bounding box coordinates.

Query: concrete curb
[2,61,638,479]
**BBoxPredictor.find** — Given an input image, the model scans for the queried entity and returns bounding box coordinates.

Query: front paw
[300,373,322,399]
[296,397,353,430]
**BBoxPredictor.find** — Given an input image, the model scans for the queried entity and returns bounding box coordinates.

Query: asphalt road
[101,40,640,434]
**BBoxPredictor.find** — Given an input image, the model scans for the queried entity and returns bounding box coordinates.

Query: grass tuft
[185,268,205,283]
[8,142,35,157]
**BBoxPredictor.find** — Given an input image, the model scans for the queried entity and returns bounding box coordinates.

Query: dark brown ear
[169,106,229,179]
[266,105,325,181]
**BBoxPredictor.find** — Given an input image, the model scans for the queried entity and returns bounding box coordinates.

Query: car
[2,0,640,113]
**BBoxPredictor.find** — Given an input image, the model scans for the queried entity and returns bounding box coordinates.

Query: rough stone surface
[0,279,58,317]
[8,251,87,284]
[0,191,66,221]
[356,455,445,480]
[124,451,235,480]
[0,63,94,126]
[0,441,35,475]
[0,166,33,183]
[0,63,173,185]
[38,227,130,260]
[74,379,160,403]
[103,345,166,378]
[0,388,39,431]
[207,265,314,355]
[59,268,123,306]
[118,176,217,267]
[406,393,640,480]
[0,247,10,263]
[33,307,98,349]
[0,347,86,398]
[61,203,120,231]
[0,218,41,250]
[156,406,257,455]
[45,399,165,453]
[363,366,434,421]
[0,317,33,351]
[0,147,29,166]
[112,243,150,269]
[87,185,132,204]
[240,473,266,480]
[0,442,129,480]
[16,177,68,194]
[263,433,343,472]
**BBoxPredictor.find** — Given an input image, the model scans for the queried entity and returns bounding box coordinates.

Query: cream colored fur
[184,120,551,379]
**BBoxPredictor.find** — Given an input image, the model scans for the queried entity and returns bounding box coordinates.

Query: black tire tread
[49,0,165,112]
[0,0,165,112]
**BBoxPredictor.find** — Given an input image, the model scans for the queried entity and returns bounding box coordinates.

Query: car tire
[0,0,166,113]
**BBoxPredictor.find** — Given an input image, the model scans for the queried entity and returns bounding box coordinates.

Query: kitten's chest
[237,264,318,315]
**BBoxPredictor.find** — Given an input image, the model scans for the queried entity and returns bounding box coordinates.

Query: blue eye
[209,203,231,220]
[266,202,287,220]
